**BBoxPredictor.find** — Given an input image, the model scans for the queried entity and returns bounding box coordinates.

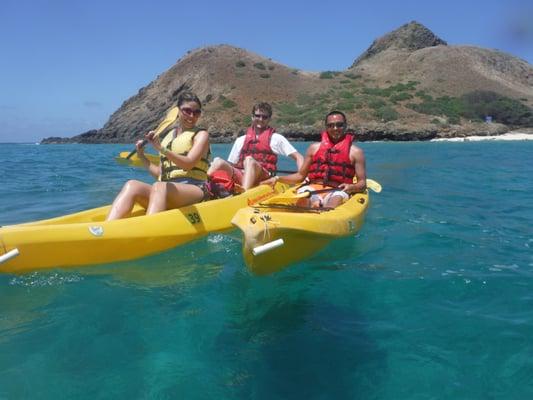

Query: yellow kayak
[0,183,287,274]
[231,186,372,275]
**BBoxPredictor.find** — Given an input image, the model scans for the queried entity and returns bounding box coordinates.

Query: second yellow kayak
[231,188,371,275]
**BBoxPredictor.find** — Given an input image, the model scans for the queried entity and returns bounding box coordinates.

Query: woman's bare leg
[146,182,205,215]
[106,180,152,220]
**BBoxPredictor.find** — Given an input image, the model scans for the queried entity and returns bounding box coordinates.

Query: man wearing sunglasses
[264,110,367,208]
[207,102,303,190]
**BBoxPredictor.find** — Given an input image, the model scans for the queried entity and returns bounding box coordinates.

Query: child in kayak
[263,110,366,208]
[206,102,303,190]
[106,92,210,220]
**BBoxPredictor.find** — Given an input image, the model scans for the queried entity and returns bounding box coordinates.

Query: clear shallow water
[1,141,532,399]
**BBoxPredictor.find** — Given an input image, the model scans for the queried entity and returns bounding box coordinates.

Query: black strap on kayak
[302,187,339,195]
[255,203,334,213]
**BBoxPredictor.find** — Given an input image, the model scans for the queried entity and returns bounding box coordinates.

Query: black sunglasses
[326,122,345,128]
[181,107,202,116]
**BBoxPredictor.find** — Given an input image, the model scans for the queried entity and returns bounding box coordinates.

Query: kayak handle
[0,248,20,265]
[252,239,284,256]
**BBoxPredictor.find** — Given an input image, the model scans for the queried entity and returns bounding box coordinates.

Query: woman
[107,92,210,220]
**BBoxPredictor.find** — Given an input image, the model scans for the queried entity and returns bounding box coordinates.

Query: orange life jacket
[307,131,355,186]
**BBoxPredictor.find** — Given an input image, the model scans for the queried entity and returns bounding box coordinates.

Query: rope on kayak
[258,213,280,242]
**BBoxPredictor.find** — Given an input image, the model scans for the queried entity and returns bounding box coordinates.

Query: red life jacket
[307,131,355,186]
[235,127,278,174]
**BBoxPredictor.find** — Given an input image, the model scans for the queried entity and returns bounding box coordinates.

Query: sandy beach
[431,130,533,142]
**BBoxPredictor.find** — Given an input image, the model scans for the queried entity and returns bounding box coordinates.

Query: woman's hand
[145,130,162,152]
[135,139,146,157]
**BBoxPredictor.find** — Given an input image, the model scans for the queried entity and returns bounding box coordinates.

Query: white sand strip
[431,132,533,142]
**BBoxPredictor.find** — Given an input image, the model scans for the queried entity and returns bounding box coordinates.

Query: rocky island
[42,22,533,144]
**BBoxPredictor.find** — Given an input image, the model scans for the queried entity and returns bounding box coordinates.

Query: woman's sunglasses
[326,122,345,128]
[181,107,202,116]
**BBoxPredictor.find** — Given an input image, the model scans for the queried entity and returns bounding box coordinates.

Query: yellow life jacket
[159,128,211,182]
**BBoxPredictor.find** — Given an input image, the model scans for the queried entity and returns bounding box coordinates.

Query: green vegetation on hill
[273,77,533,127]
[319,71,342,79]
[408,90,533,126]
[362,81,418,97]
[462,91,533,126]
[275,94,329,126]
[218,95,237,108]
[343,73,362,80]
[408,96,463,124]
[274,80,419,125]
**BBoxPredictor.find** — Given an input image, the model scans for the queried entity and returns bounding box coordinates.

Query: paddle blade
[154,106,179,134]
[366,179,382,193]
[121,106,180,160]
[115,152,160,168]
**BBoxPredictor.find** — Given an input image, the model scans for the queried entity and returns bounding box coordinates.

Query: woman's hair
[324,110,347,125]
[252,102,272,117]
[177,91,202,109]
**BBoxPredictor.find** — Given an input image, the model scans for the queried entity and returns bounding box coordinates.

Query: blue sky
[1,0,531,143]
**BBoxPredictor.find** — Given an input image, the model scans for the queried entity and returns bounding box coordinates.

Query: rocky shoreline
[41,121,525,144]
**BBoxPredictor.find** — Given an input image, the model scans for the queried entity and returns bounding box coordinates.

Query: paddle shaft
[281,177,381,193]
[274,171,380,191]
[302,187,338,195]
[281,181,380,201]
[126,139,148,159]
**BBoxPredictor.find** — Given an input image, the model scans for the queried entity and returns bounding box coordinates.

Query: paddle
[115,152,161,167]
[260,187,337,205]
[301,179,382,195]
[123,106,180,160]
[367,179,382,193]
[261,178,382,205]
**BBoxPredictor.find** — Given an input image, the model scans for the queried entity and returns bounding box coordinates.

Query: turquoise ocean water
[1,141,532,399]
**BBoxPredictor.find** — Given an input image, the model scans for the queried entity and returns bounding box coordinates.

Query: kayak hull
[0,184,286,273]
[231,190,369,275]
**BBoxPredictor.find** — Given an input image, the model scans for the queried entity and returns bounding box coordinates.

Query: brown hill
[42,21,533,143]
